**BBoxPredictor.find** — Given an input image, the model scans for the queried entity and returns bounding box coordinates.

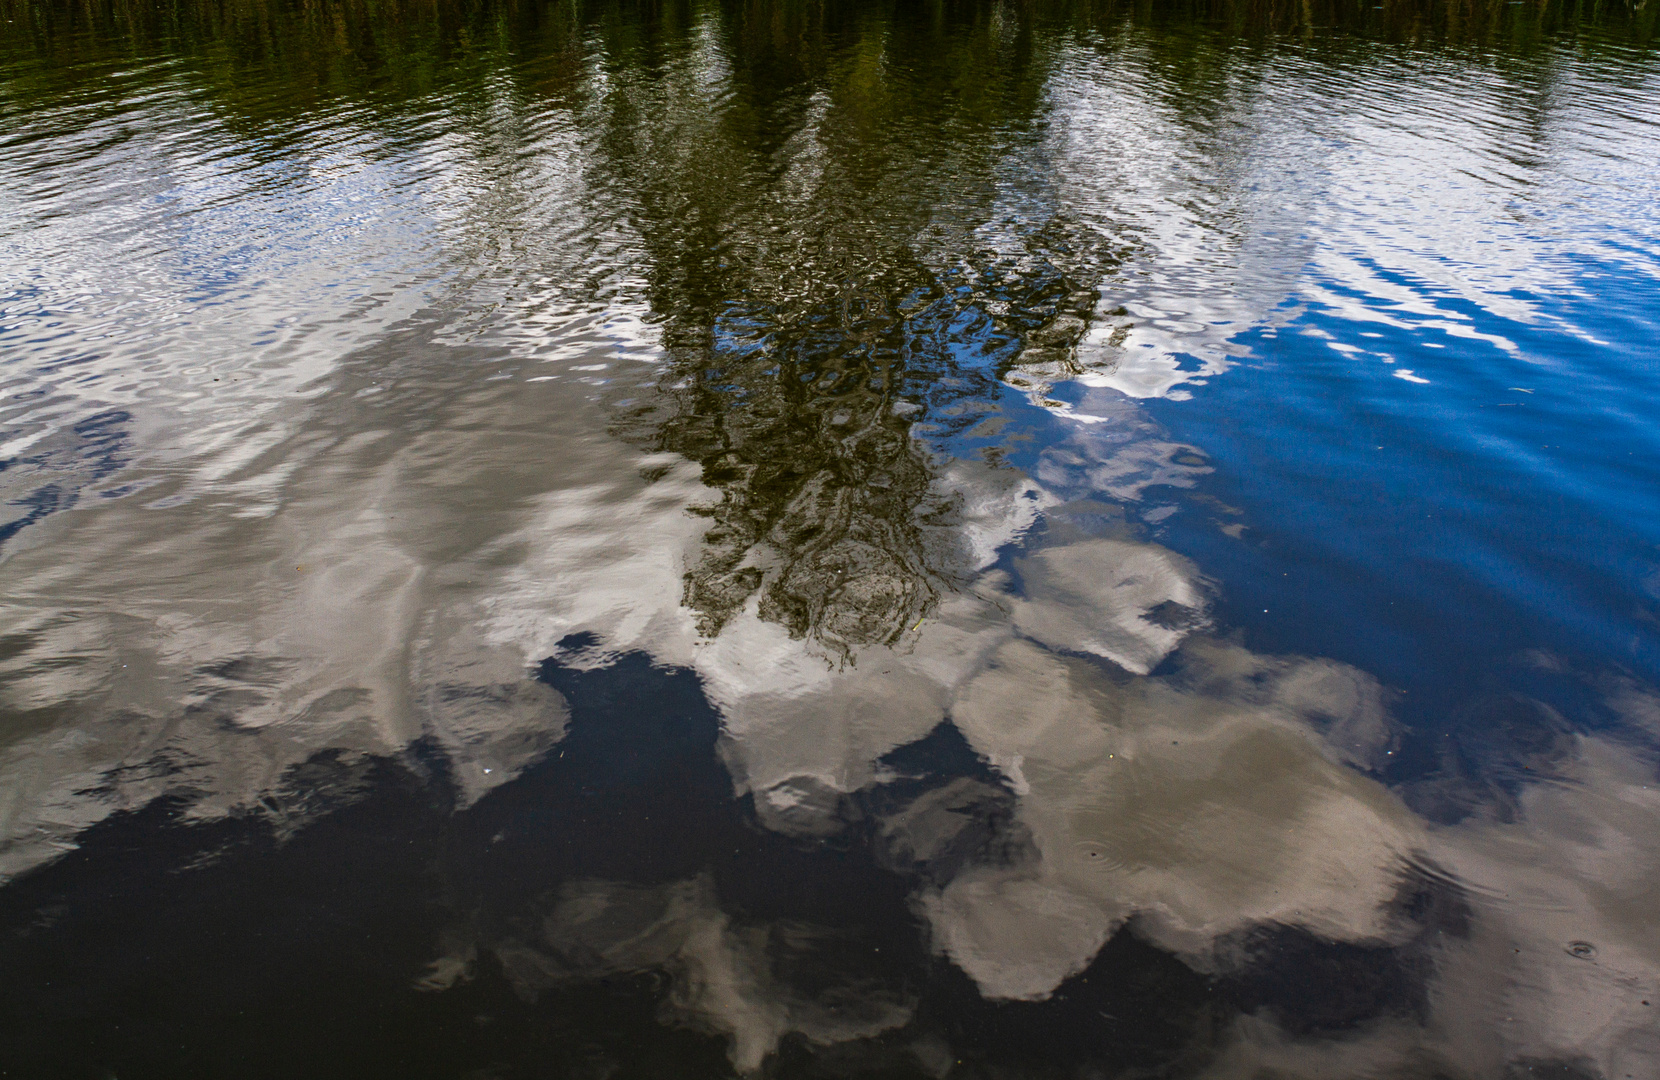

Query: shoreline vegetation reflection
[2,0,1660,1078]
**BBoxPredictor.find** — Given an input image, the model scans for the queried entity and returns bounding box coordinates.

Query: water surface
[2,0,1659,1076]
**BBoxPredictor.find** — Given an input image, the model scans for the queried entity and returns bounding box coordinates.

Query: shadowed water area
[2,0,1659,1075]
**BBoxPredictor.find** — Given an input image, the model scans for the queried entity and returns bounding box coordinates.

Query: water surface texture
[3,0,1660,1076]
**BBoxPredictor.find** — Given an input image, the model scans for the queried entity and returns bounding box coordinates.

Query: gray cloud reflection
[464,875,916,1075]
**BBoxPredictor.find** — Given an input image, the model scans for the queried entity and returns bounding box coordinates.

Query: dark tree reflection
[594,1,1122,652]
[653,241,1107,649]
[660,263,954,645]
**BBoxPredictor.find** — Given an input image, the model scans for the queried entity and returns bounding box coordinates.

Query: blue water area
[1155,260,1659,676]
[1118,245,1660,814]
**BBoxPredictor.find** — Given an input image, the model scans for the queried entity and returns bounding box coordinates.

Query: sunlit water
[3,0,1659,1076]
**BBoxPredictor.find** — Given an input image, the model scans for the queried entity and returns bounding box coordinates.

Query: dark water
[2,0,1659,1076]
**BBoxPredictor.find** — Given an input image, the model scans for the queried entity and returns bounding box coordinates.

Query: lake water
[2,0,1659,1076]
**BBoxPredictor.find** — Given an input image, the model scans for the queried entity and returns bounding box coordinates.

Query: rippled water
[3,0,1659,1076]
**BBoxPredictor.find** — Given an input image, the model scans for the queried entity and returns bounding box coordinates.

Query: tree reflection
[593,2,1121,652]
[652,246,1106,651]
[659,268,954,646]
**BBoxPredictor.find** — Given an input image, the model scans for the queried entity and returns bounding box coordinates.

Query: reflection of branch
[665,299,948,654]
[655,217,1119,655]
